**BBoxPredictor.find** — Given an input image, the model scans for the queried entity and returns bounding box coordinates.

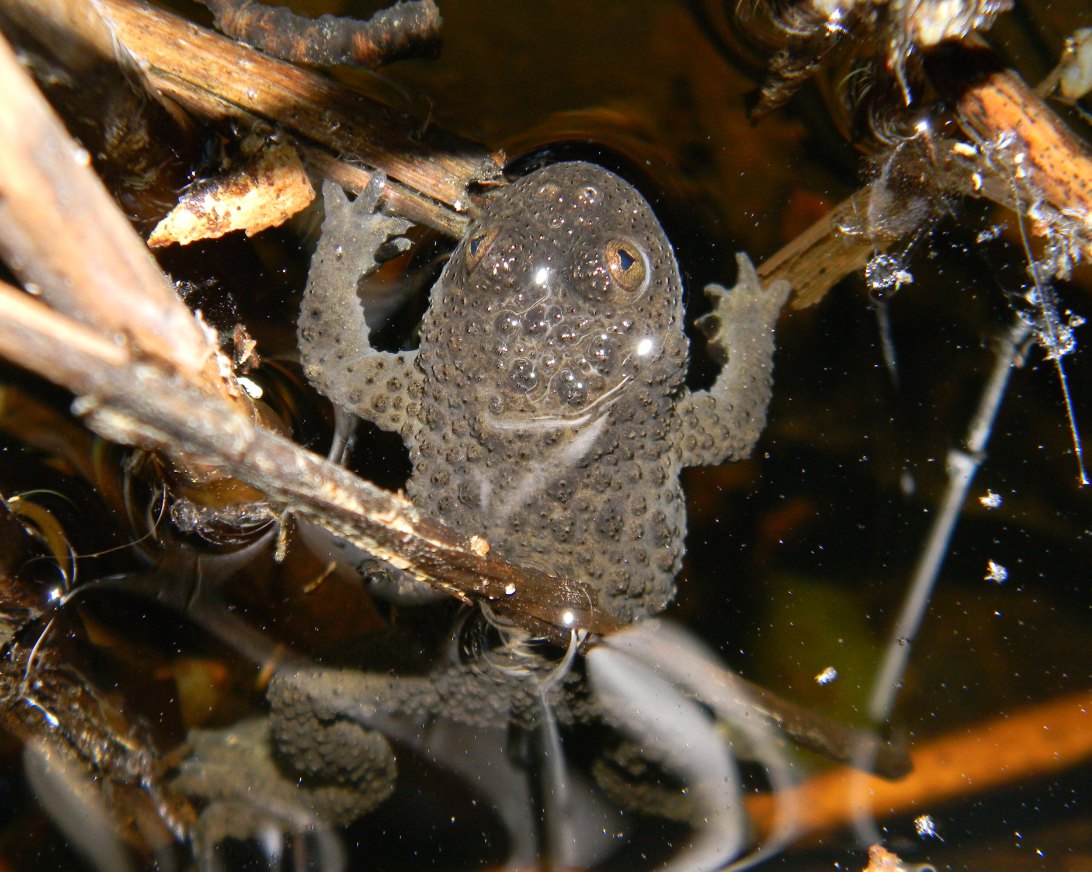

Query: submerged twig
[867,316,1033,724]
[203,0,442,69]
[748,689,1092,843]
[848,314,1032,843]
[928,41,1092,257]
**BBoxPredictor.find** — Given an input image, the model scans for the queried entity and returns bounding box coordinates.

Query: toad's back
[411,163,689,622]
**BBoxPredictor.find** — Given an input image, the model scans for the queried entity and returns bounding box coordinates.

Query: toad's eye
[605,239,648,295]
[465,226,499,272]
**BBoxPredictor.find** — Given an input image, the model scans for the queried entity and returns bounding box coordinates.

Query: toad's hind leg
[298,176,423,437]
[676,253,791,468]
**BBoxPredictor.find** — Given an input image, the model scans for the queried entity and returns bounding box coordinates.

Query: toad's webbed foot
[297,176,423,436]
[267,670,399,826]
[170,718,370,861]
[677,253,791,468]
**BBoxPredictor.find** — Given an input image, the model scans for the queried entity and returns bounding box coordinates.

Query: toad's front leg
[676,253,791,468]
[297,176,424,437]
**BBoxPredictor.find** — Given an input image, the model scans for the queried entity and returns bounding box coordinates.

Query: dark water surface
[1,1,1090,870]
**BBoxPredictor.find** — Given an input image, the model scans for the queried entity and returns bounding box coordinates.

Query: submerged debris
[978,489,1002,509]
[741,0,1013,116]
[984,559,1008,584]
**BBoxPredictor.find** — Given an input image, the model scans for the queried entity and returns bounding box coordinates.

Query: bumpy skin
[217,162,790,836]
[302,162,787,622]
[414,163,691,622]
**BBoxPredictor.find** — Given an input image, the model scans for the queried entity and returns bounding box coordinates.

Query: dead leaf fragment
[148,140,314,246]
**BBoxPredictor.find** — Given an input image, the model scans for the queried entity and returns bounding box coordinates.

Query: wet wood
[99,0,501,232]
[759,188,883,309]
[148,139,316,247]
[203,0,442,69]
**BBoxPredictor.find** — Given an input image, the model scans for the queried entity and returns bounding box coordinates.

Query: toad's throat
[482,375,633,433]
[474,410,611,527]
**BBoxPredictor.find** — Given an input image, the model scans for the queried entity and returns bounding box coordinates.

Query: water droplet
[589,334,614,371]
[495,312,520,333]
[865,254,913,293]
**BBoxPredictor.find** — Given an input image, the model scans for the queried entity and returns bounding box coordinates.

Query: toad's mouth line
[481,375,634,432]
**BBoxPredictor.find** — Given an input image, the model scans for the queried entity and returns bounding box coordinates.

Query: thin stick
[867,315,1032,725]
[0,279,620,647]
[845,315,1032,845]
[203,0,442,69]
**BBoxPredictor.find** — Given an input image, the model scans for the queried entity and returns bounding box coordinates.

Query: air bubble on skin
[589,333,615,371]
[578,185,601,206]
[510,359,538,393]
[540,352,559,372]
[558,326,579,344]
[557,370,587,406]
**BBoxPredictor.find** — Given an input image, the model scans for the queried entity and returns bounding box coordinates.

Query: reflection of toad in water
[175,162,791,866]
